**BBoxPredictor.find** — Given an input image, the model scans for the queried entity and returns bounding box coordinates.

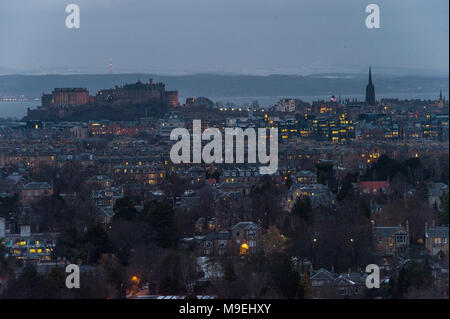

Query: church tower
[365,67,376,105]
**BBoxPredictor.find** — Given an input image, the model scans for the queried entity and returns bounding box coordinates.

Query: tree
[292,197,313,224]
[439,193,449,225]
[265,252,300,299]
[224,262,236,282]
[158,252,185,295]
[1,264,42,298]
[298,273,311,298]
[0,194,20,218]
[285,175,293,189]
[359,198,371,219]
[316,162,337,191]
[0,243,16,280]
[98,253,126,297]
[392,260,434,298]
[263,225,286,254]
[250,177,283,228]
[83,224,114,264]
[142,201,179,248]
[337,173,358,202]
[113,197,138,221]
[54,227,82,263]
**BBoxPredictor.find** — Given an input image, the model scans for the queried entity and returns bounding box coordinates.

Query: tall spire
[365,66,376,105]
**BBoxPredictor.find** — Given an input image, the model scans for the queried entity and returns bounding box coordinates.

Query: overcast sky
[0,0,448,75]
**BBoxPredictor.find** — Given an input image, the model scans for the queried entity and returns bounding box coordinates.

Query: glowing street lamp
[131,275,140,283]
[240,243,249,255]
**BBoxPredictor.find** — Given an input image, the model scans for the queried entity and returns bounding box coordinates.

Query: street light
[131,275,140,283]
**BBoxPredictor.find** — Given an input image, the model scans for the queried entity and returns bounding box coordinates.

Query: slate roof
[426,226,449,238]
[231,221,260,231]
[203,231,231,241]
[23,182,52,190]
[374,226,406,237]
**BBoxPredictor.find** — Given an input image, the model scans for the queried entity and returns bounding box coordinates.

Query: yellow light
[131,276,139,283]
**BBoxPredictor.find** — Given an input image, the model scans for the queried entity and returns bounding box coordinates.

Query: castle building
[51,88,90,107]
[365,67,376,106]
[95,78,178,107]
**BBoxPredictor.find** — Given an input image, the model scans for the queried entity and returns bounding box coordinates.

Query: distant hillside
[0,73,448,100]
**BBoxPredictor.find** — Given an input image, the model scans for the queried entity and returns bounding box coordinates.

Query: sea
[0,101,40,120]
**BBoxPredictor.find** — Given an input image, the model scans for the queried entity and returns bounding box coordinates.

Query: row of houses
[373,221,448,269]
[181,221,262,257]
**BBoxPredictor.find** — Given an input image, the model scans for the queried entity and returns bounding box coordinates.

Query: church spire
[365,66,376,105]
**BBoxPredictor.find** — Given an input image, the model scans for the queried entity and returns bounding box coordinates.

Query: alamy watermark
[169,120,278,175]
[365,264,380,288]
[65,264,80,289]
[365,4,380,29]
[65,4,80,29]
[64,3,380,30]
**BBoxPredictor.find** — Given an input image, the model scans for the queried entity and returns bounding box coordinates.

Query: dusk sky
[1,0,448,75]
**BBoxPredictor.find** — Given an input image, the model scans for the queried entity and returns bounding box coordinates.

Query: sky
[0,0,448,75]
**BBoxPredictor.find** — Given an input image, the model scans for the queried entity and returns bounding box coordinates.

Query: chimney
[405,220,409,233]
[432,220,436,227]
[425,221,428,235]
[149,78,153,85]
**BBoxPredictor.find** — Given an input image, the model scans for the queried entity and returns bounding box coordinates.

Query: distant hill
[0,73,448,100]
